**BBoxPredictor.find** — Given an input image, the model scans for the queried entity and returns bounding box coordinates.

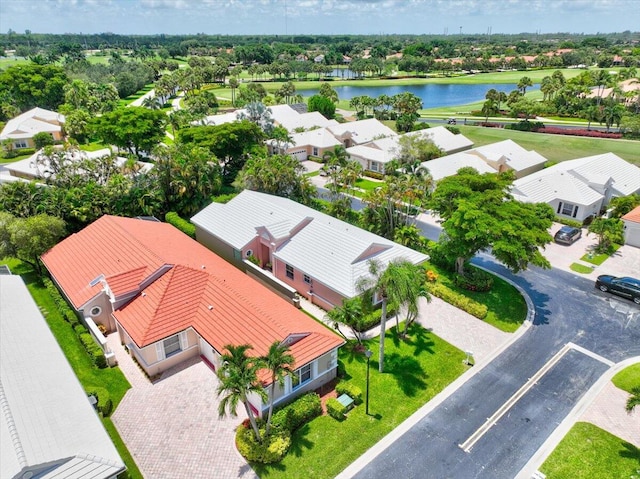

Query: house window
[303,274,312,284]
[286,264,294,280]
[292,363,312,390]
[164,335,181,357]
[370,162,379,172]
[90,306,102,316]
[559,202,578,217]
[14,141,28,149]
[312,147,318,156]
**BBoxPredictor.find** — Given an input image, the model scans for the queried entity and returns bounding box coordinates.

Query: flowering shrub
[537,127,622,139]
[426,270,439,283]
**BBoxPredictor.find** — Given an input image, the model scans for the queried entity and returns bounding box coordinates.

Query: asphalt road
[348,225,640,478]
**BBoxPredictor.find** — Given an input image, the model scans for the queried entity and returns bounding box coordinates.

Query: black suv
[554,226,582,245]
[595,275,640,305]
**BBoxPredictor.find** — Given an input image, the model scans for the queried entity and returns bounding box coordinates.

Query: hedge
[356,306,398,332]
[363,170,385,180]
[326,397,347,420]
[537,127,622,139]
[336,382,362,405]
[212,192,239,204]
[165,212,195,238]
[271,392,322,433]
[426,282,488,320]
[235,425,291,464]
[555,217,583,228]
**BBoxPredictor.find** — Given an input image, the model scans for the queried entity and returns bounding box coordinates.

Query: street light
[365,349,372,415]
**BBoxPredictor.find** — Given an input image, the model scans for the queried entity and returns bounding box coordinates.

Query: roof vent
[201,265,206,269]
[142,292,147,297]
[208,305,214,310]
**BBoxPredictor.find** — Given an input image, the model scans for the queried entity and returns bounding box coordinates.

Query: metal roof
[0,276,125,479]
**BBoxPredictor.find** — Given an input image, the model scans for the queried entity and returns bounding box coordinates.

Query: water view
[300,82,539,109]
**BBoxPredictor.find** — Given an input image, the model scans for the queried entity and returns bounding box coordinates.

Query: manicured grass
[580,244,621,266]
[570,263,594,274]
[118,84,155,106]
[612,363,640,394]
[540,422,640,479]
[103,418,144,479]
[0,152,34,163]
[425,261,527,332]
[0,258,141,478]
[79,141,108,152]
[304,170,320,178]
[253,324,468,479]
[456,125,640,165]
[354,178,382,191]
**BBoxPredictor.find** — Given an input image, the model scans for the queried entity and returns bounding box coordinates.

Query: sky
[1,0,639,36]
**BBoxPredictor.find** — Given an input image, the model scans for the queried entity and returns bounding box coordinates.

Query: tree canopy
[91,107,166,157]
[429,168,554,275]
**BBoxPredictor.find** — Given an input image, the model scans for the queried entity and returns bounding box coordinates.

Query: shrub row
[236,425,291,464]
[363,170,385,180]
[336,382,362,405]
[537,127,622,139]
[506,121,545,132]
[2,147,36,159]
[43,277,107,368]
[212,192,239,204]
[554,216,583,228]
[356,306,398,332]
[326,397,347,420]
[426,282,488,320]
[165,212,195,238]
[271,392,322,434]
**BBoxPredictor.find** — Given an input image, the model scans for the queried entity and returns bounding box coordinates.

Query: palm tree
[626,386,640,414]
[217,344,267,442]
[261,342,294,436]
[326,297,365,344]
[142,95,162,110]
[228,77,239,106]
[481,99,499,123]
[517,76,533,94]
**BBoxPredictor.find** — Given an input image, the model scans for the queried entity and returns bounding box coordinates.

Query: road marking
[459,342,613,453]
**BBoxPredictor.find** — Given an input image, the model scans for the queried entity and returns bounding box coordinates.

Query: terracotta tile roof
[42,215,343,371]
[622,205,640,224]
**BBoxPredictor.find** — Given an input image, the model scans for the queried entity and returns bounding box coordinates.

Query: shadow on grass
[252,423,316,476]
[383,352,427,397]
[401,323,436,357]
[619,440,640,464]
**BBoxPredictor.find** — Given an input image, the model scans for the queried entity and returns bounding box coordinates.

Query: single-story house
[419,151,498,184]
[347,127,473,174]
[0,274,126,479]
[467,139,548,179]
[268,127,343,160]
[327,118,397,148]
[0,107,65,150]
[191,190,428,310]
[41,215,344,414]
[512,153,640,222]
[622,205,640,248]
[3,147,153,182]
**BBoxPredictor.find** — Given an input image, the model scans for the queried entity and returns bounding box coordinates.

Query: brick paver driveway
[109,336,258,479]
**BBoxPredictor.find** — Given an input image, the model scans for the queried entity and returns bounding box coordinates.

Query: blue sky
[1,0,638,36]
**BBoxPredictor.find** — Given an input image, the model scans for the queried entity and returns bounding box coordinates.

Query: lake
[299,83,538,109]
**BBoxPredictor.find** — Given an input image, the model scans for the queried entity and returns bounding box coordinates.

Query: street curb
[515,356,640,479]
[336,266,536,479]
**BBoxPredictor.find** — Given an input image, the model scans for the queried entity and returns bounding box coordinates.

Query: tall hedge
[165,212,196,238]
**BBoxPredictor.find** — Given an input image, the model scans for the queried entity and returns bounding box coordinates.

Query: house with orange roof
[622,205,640,248]
[41,215,344,414]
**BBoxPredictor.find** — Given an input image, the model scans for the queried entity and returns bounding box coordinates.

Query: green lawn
[540,422,640,479]
[425,261,527,332]
[253,324,468,479]
[456,125,640,165]
[118,84,155,107]
[0,151,34,163]
[79,141,109,152]
[354,178,382,191]
[1,258,142,479]
[581,244,621,266]
[612,363,640,393]
[570,263,593,274]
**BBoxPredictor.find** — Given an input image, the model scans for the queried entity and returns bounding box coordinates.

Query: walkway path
[108,334,257,479]
[128,88,156,107]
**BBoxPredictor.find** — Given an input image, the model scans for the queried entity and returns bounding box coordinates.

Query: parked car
[447,118,457,125]
[595,275,640,304]
[554,226,582,245]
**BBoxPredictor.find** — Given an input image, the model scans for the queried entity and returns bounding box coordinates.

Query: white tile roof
[192,190,428,298]
[327,118,397,145]
[202,105,336,133]
[472,139,548,172]
[512,169,603,205]
[558,152,640,197]
[0,107,65,140]
[420,152,497,182]
[347,143,395,164]
[0,275,125,479]
[404,127,474,153]
[288,128,343,149]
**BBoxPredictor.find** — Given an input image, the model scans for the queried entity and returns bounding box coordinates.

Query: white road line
[567,342,614,367]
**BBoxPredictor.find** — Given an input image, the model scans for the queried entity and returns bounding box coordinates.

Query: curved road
[318,195,640,478]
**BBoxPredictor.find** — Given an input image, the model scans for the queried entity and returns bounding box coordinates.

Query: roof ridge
[106,216,168,266]
[0,378,28,469]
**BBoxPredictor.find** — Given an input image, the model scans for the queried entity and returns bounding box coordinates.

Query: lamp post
[365,349,372,415]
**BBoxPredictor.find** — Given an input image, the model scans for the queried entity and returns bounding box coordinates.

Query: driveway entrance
[109,336,257,479]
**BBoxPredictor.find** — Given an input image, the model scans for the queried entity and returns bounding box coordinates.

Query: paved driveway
[109,336,257,479]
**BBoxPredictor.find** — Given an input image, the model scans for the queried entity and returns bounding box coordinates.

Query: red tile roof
[42,215,343,371]
[622,205,640,224]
